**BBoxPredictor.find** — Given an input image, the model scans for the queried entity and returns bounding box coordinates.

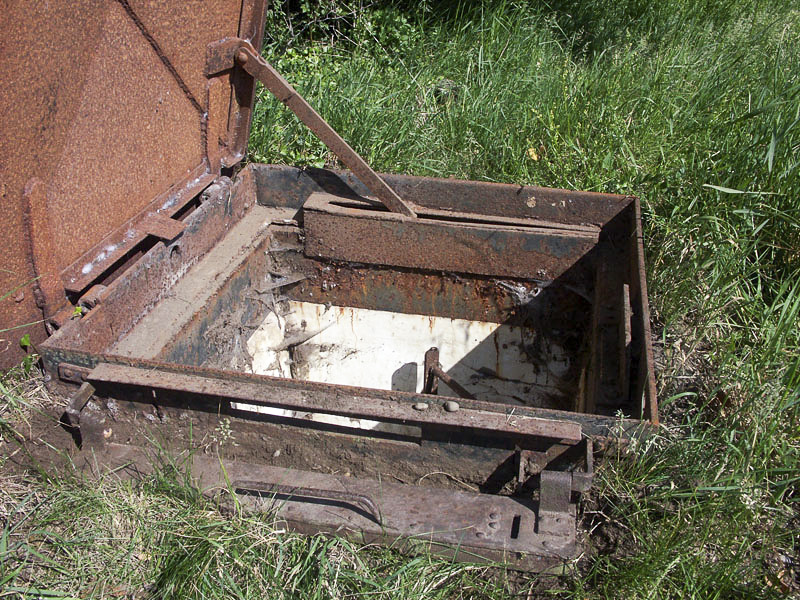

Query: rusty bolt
[236,49,249,65]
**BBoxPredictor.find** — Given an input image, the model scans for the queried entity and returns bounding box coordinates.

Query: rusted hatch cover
[0,0,267,367]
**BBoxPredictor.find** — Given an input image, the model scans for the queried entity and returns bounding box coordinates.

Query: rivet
[489,512,499,519]
[488,521,499,529]
[236,49,249,65]
[443,400,460,412]
[475,531,485,538]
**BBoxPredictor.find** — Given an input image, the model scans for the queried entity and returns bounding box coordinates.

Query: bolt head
[235,49,249,65]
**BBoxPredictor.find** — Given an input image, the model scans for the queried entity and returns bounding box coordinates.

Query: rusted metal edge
[61,165,215,294]
[87,362,583,444]
[234,43,416,217]
[48,176,242,354]
[303,192,598,280]
[247,163,634,227]
[45,352,647,442]
[312,194,602,235]
[630,198,659,424]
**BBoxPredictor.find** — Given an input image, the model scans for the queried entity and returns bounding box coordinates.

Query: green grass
[2,1,799,598]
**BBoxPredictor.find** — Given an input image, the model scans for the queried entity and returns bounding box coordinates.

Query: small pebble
[412,402,429,411]
[272,449,281,458]
[444,400,460,412]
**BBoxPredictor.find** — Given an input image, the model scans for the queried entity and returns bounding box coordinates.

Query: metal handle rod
[234,480,382,524]
[235,44,417,218]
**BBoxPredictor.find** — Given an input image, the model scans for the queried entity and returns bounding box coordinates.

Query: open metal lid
[0,0,266,364]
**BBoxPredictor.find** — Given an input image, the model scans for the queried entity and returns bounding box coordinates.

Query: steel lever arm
[235,44,417,218]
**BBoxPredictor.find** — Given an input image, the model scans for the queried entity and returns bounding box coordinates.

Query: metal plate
[0,0,266,367]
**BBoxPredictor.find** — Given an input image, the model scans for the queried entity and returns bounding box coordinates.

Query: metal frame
[38,160,656,570]
[19,18,657,570]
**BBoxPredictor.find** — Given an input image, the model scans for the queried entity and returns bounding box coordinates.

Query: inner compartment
[108,165,650,421]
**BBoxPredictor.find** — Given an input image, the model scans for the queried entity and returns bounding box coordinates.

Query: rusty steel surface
[630,198,659,423]
[249,164,634,226]
[0,0,265,368]
[43,176,250,356]
[235,44,417,217]
[218,459,577,569]
[87,362,584,444]
[303,192,599,280]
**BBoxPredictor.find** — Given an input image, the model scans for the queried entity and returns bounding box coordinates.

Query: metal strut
[234,43,417,218]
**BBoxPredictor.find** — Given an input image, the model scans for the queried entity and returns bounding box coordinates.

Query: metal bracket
[536,439,593,536]
[422,347,475,399]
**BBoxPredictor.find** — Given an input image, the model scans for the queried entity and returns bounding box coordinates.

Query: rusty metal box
[1,1,656,571]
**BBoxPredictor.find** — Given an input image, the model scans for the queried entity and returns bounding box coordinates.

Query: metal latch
[537,439,593,536]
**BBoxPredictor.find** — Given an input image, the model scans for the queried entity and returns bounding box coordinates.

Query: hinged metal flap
[0,0,266,365]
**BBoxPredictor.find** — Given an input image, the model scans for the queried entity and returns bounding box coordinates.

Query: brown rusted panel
[87,362,584,444]
[43,1,203,270]
[249,164,633,227]
[0,1,265,368]
[0,1,104,366]
[303,193,598,280]
[125,0,242,106]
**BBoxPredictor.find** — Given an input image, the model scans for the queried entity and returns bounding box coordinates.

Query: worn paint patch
[247,301,573,407]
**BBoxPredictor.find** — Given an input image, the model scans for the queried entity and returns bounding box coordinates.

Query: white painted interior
[232,302,573,434]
